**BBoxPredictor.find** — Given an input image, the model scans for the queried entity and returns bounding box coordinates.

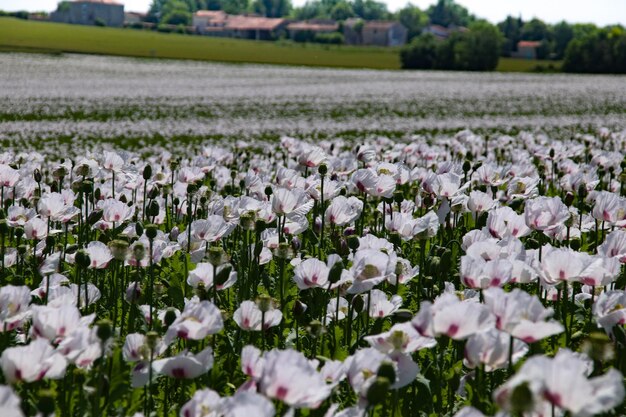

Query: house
[512,41,542,59]
[192,10,228,34]
[124,11,146,25]
[193,11,287,40]
[423,24,449,40]
[287,20,339,41]
[343,19,408,47]
[422,24,468,40]
[51,0,124,27]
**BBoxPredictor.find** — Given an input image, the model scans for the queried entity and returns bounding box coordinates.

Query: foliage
[252,0,291,18]
[401,21,502,71]
[563,27,626,73]
[427,0,474,28]
[396,4,429,42]
[314,31,344,44]
[400,32,437,69]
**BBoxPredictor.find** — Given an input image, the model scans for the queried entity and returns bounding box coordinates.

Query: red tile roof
[286,21,339,31]
[518,41,542,48]
[224,15,286,31]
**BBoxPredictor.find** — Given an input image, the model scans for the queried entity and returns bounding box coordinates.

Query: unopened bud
[366,377,390,406]
[96,319,113,342]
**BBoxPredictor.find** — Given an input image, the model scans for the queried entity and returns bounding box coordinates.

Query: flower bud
[147,200,160,217]
[163,308,178,327]
[148,186,160,200]
[328,259,344,284]
[34,168,42,183]
[377,361,396,383]
[37,389,56,416]
[509,382,534,414]
[352,295,364,313]
[0,219,7,236]
[347,235,360,251]
[75,250,91,269]
[388,232,401,248]
[366,377,390,406]
[462,160,471,174]
[143,165,152,180]
[87,209,103,225]
[96,319,113,342]
[293,299,308,317]
[215,264,233,286]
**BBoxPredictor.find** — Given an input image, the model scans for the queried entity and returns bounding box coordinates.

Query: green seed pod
[377,361,396,383]
[108,240,129,261]
[257,294,273,313]
[509,382,534,414]
[163,308,178,327]
[318,164,328,176]
[347,234,360,251]
[37,389,56,416]
[145,224,158,240]
[366,377,390,406]
[75,250,91,269]
[215,264,233,286]
[96,319,113,342]
[328,259,344,284]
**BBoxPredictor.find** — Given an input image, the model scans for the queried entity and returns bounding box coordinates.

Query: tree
[400,33,438,69]
[497,15,523,56]
[397,4,429,42]
[291,1,324,19]
[252,0,291,17]
[330,1,354,21]
[427,0,474,28]
[161,0,192,25]
[521,18,551,41]
[458,21,502,70]
[353,0,389,20]
[221,0,249,14]
[563,27,626,73]
[552,21,573,59]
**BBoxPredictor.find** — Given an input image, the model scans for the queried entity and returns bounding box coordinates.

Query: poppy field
[0,53,626,417]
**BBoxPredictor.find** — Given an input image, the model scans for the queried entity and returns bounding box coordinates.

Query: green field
[0,17,559,71]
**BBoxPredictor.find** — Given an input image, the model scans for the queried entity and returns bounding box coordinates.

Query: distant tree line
[400,20,501,71]
[563,27,626,73]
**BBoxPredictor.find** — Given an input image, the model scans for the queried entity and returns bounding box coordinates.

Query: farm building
[286,20,339,40]
[193,11,287,40]
[343,19,408,47]
[512,41,542,59]
[422,24,469,40]
[124,11,146,25]
[51,0,124,27]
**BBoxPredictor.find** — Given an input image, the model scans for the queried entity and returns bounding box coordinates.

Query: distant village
[46,0,410,46]
[36,0,543,57]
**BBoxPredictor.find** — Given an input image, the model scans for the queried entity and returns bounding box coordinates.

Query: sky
[2,0,626,26]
